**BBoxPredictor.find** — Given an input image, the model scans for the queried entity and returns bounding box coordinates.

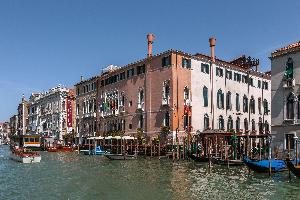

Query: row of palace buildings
[9,34,299,149]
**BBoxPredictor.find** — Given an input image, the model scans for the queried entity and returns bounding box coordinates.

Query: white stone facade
[271,42,300,150]
[28,85,74,140]
[191,58,271,134]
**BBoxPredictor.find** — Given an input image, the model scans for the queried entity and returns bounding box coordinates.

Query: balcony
[283,79,295,88]
[119,105,125,113]
[137,102,145,111]
[162,97,170,106]
[184,99,192,107]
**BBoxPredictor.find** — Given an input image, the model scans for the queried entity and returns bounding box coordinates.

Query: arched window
[184,87,190,100]
[139,89,144,103]
[236,93,240,112]
[204,114,209,130]
[258,117,263,133]
[287,93,295,119]
[263,99,269,115]
[251,119,256,131]
[163,81,170,100]
[227,116,233,131]
[217,89,224,109]
[244,118,248,131]
[243,95,248,112]
[236,117,240,132]
[264,120,269,133]
[226,91,232,110]
[203,86,208,107]
[250,96,255,114]
[298,95,300,119]
[219,115,224,130]
[284,58,294,79]
[258,98,262,115]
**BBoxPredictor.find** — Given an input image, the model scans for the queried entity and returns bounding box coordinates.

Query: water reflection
[1,145,300,200]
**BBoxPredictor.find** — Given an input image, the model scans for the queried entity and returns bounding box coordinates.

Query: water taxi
[10,146,41,163]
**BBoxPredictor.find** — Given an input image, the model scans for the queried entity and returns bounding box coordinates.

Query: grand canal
[0,145,300,200]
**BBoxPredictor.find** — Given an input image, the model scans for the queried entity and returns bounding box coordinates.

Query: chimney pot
[147,33,155,58]
[80,76,84,82]
[209,37,216,62]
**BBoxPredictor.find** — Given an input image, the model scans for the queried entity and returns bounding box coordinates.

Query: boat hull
[105,154,137,160]
[243,156,286,173]
[211,158,244,166]
[286,160,300,177]
[10,153,41,163]
[187,152,209,162]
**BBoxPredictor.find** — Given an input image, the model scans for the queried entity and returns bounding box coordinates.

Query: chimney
[209,37,216,62]
[80,76,84,82]
[147,33,155,58]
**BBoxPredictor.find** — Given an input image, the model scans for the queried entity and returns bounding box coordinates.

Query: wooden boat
[10,147,41,163]
[187,151,209,162]
[211,157,244,166]
[286,159,300,177]
[47,147,58,152]
[243,156,286,173]
[104,153,137,160]
[83,146,106,155]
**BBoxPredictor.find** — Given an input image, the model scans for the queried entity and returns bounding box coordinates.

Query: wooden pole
[158,140,161,159]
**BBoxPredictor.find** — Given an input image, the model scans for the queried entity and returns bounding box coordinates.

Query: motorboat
[83,146,106,155]
[10,147,41,163]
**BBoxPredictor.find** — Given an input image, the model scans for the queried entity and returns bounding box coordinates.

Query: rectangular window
[162,55,171,67]
[137,65,146,75]
[129,124,132,129]
[201,63,210,74]
[258,80,261,88]
[226,70,232,80]
[249,78,254,86]
[101,80,104,86]
[182,58,191,69]
[120,72,126,80]
[127,68,135,78]
[216,67,223,77]
[285,134,295,150]
[234,73,241,82]
[242,75,248,83]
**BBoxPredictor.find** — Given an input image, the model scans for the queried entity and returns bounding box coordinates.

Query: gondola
[211,157,244,166]
[187,151,209,162]
[104,153,137,160]
[243,156,286,173]
[286,159,300,177]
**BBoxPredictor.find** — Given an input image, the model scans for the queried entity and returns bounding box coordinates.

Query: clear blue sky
[1,0,300,122]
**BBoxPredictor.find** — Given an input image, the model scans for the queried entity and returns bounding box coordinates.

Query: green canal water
[0,145,300,200]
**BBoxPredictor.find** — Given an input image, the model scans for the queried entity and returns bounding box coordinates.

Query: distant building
[271,41,300,150]
[9,115,18,136]
[27,85,75,140]
[74,76,98,143]
[17,96,29,135]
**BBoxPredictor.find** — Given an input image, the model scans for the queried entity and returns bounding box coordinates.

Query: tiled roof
[271,41,300,57]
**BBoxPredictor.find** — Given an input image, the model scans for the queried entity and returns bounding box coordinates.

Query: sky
[0,0,300,122]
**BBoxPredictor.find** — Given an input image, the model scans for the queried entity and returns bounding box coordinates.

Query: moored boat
[187,151,209,162]
[104,153,137,160]
[83,146,106,155]
[211,157,244,166]
[47,147,58,152]
[10,147,41,163]
[286,159,300,177]
[243,156,286,173]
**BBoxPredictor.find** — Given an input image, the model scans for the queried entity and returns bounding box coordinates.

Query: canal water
[0,145,300,200]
